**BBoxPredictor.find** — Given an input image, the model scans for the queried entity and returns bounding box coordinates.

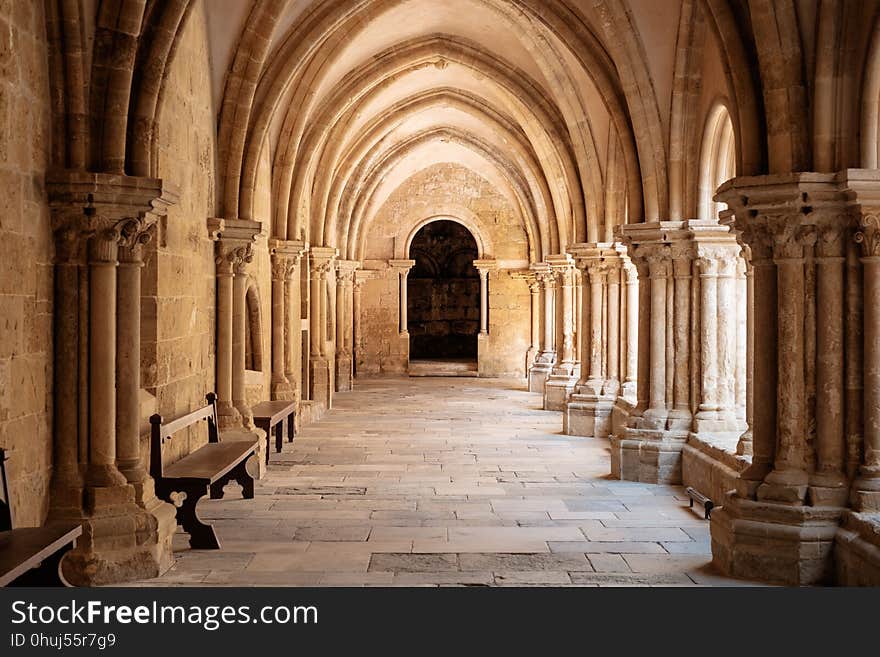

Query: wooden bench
[251,400,297,465]
[0,449,81,587]
[150,393,258,550]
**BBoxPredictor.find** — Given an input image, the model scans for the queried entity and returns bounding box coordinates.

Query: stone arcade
[1,0,880,586]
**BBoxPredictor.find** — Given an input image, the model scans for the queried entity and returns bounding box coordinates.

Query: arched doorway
[407,220,480,369]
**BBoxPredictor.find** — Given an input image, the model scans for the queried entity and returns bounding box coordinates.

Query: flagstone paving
[138,378,764,587]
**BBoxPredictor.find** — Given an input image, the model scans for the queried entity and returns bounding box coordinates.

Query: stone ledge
[835,512,880,585]
[682,434,750,507]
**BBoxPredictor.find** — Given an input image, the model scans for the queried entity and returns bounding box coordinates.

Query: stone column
[528,263,555,392]
[710,174,855,585]
[606,262,621,396]
[564,244,619,438]
[854,214,880,510]
[213,219,260,428]
[614,223,693,485]
[47,171,177,586]
[269,239,306,402]
[811,222,848,504]
[644,247,670,429]
[473,260,498,378]
[669,245,691,427]
[622,258,639,402]
[353,274,365,376]
[545,255,578,410]
[526,275,541,370]
[232,246,254,427]
[389,259,415,374]
[309,247,337,410]
[335,260,359,392]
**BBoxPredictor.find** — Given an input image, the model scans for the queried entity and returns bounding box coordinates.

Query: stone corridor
[140,379,757,587]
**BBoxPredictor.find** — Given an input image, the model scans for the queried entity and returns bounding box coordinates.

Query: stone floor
[140,377,763,587]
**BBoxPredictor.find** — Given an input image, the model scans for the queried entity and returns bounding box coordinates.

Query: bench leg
[209,480,226,500]
[232,459,255,499]
[7,546,71,587]
[276,420,285,454]
[288,414,295,443]
[177,484,220,550]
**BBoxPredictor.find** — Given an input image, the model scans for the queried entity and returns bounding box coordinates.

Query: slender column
[232,247,253,425]
[575,269,583,363]
[479,269,489,334]
[529,278,541,362]
[116,221,152,485]
[854,215,880,509]
[271,256,291,395]
[320,265,330,357]
[353,278,363,372]
[759,225,810,500]
[336,274,345,346]
[216,254,236,421]
[86,228,126,487]
[717,254,739,422]
[50,229,85,505]
[809,222,847,496]
[541,272,556,360]
[735,257,748,421]
[742,234,777,482]
[671,248,691,419]
[623,260,638,400]
[737,254,754,456]
[606,263,621,394]
[399,268,410,334]
[282,246,305,395]
[696,256,719,417]
[309,256,322,358]
[587,263,605,390]
[645,250,669,423]
[560,268,575,364]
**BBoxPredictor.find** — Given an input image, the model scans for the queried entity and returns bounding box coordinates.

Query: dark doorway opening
[408,220,479,361]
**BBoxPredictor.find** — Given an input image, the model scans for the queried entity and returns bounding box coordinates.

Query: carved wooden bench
[251,400,296,465]
[0,449,82,587]
[150,393,258,549]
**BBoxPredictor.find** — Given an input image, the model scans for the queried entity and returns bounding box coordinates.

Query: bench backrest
[0,449,12,531]
[149,393,220,480]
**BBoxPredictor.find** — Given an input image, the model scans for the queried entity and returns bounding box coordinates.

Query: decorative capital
[855,213,880,258]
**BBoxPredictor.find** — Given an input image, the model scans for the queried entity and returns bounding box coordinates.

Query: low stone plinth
[564,394,615,438]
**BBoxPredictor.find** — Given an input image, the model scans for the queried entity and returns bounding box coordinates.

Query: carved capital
[855,214,880,258]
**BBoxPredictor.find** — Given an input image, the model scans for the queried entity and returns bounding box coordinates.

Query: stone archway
[407,220,481,368]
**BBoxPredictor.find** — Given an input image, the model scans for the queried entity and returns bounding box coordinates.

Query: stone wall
[0,0,53,526]
[143,3,218,465]
[358,164,531,377]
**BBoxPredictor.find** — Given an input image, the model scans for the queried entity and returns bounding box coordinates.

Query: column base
[336,355,353,392]
[610,426,688,484]
[217,400,242,430]
[130,477,177,576]
[60,483,173,586]
[543,368,579,410]
[528,362,553,393]
[834,511,880,586]
[710,494,843,585]
[310,358,333,410]
[563,393,615,437]
[271,379,297,402]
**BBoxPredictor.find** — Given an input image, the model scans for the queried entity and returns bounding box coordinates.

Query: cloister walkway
[142,378,756,586]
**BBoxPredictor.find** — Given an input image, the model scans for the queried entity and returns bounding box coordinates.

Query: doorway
[407,220,480,372]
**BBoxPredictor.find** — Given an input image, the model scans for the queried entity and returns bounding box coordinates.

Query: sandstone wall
[358,163,531,378]
[143,2,219,464]
[0,0,53,525]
